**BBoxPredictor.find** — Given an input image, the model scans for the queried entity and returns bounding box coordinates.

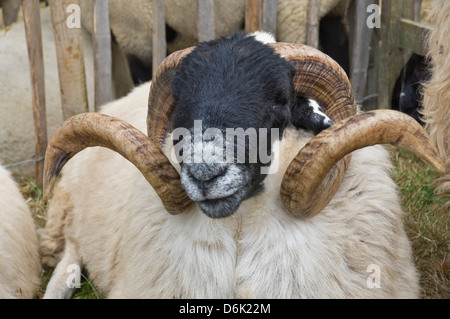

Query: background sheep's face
[170,33,294,218]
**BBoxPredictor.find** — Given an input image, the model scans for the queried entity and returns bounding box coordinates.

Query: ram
[40,32,444,298]
[0,165,41,298]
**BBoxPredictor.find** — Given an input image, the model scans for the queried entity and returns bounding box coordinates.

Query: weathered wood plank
[21,0,47,187]
[377,0,415,109]
[245,0,277,35]
[414,0,422,22]
[306,0,320,48]
[245,0,260,33]
[152,0,166,77]
[197,0,215,42]
[348,0,376,102]
[48,0,89,119]
[261,0,277,35]
[93,0,113,110]
[399,18,432,56]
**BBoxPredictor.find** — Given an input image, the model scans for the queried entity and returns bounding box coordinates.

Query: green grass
[389,146,449,299]
[21,147,449,299]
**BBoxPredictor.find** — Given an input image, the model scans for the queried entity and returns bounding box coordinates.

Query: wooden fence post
[245,0,259,33]
[48,0,89,120]
[197,0,215,42]
[245,0,277,35]
[377,0,415,109]
[306,0,320,48]
[260,0,277,35]
[21,0,47,187]
[152,0,166,77]
[348,0,377,102]
[93,0,113,110]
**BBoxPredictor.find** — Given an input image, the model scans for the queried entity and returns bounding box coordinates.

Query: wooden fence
[20,0,432,186]
[376,0,432,109]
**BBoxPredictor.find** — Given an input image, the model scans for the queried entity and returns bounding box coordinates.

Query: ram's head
[43,33,445,219]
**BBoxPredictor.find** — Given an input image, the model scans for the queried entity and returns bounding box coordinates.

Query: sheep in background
[0,6,95,180]
[39,33,444,298]
[0,0,20,27]
[0,164,41,298]
[391,54,430,126]
[422,0,450,202]
[79,0,346,84]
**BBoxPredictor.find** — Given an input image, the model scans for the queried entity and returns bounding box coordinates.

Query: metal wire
[3,156,45,169]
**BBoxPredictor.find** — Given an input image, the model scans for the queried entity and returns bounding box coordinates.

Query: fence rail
[21,0,431,185]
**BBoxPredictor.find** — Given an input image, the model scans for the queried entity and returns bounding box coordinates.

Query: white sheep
[40,33,445,299]
[0,164,41,298]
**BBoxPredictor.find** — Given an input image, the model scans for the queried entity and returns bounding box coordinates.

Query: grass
[20,146,449,299]
[388,146,450,299]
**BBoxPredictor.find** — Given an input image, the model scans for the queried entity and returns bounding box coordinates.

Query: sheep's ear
[290,95,335,135]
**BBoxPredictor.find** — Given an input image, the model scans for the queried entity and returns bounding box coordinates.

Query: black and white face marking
[170,32,336,219]
[177,129,265,218]
[170,32,294,219]
[291,97,335,134]
[180,142,252,218]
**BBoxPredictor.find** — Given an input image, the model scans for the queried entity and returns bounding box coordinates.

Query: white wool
[0,165,41,298]
[41,82,419,298]
[250,31,276,44]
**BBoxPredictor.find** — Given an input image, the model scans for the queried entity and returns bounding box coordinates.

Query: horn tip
[42,178,52,203]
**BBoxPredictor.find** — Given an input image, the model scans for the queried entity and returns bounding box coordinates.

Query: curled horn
[43,49,195,215]
[42,113,191,215]
[281,109,445,218]
[272,43,444,218]
[272,43,355,218]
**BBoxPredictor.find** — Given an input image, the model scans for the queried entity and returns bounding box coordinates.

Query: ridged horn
[281,110,445,218]
[43,112,191,215]
[271,43,357,218]
[147,47,195,146]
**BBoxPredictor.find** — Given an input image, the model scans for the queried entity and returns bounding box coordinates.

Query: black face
[169,32,333,218]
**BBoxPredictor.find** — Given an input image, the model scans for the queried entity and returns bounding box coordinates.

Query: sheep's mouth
[179,162,253,218]
[197,187,249,218]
